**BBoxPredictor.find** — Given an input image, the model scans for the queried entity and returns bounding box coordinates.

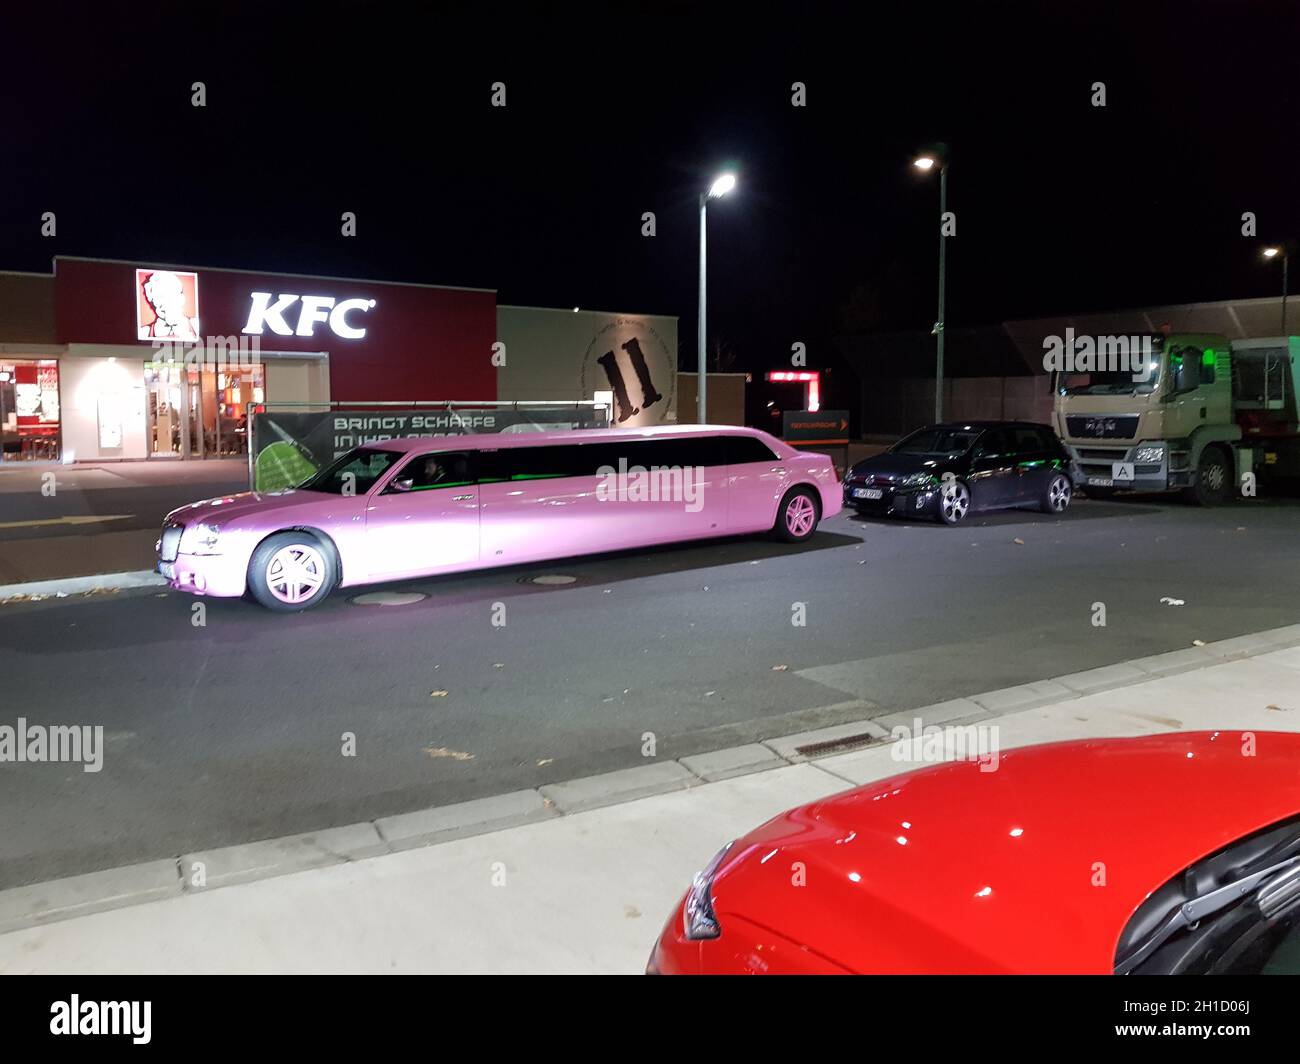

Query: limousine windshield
[298,447,402,494]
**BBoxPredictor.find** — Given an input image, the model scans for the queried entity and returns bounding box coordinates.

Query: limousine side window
[724,435,779,464]
[395,452,474,492]
[478,437,733,483]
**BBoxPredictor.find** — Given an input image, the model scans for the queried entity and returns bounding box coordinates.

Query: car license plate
[157,561,175,579]
[1088,477,1113,488]
[853,487,883,500]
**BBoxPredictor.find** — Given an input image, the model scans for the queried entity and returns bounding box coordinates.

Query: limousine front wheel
[248,532,337,612]
[775,487,821,543]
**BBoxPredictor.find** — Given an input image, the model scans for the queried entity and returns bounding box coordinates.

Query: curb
[0,570,163,603]
[2,622,1299,935]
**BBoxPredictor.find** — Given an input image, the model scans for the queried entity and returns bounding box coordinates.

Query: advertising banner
[250,406,608,491]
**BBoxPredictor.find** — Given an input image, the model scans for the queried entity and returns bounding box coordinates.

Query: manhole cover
[350,591,428,606]
[521,574,579,586]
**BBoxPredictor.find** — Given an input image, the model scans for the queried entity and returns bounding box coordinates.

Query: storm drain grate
[795,732,888,758]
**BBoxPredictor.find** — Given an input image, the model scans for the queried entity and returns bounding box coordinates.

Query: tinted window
[397,452,474,491]
[480,436,730,481]
[299,447,403,495]
[892,428,979,455]
[974,429,1013,456]
[1011,427,1046,454]
[724,435,779,464]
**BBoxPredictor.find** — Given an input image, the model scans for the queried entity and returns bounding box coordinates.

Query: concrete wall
[861,374,1053,435]
[496,306,677,427]
[0,271,57,344]
[677,372,747,426]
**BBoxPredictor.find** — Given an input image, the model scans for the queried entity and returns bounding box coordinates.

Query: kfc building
[0,257,677,463]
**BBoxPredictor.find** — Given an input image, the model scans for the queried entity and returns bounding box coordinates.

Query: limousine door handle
[452,494,476,501]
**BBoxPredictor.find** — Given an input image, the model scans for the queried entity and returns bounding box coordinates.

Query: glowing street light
[913,156,937,171]
[1262,245,1291,334]
[698,172,737,423]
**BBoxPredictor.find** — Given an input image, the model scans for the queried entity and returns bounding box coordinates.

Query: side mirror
[389,477,415,493]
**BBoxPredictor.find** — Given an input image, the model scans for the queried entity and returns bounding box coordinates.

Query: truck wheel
[1192,447,1232,506]
[248,531,337,611]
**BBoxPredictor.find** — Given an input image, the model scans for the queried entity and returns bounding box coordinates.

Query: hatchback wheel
[938,480,971,524]
[1041,473,1073,514]
[248,531,337,612]
[774,487,821,543]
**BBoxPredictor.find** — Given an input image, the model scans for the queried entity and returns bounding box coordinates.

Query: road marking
[0,514,135,530]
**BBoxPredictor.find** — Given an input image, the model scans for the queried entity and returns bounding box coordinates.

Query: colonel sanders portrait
[137,270,201,341]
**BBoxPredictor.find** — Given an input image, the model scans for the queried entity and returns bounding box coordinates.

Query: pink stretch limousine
[156,425,841,611]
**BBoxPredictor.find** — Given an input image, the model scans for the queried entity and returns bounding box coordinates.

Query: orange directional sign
[782,410,849,445]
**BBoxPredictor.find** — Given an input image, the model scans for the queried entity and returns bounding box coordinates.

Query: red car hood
[711,731,1300,973]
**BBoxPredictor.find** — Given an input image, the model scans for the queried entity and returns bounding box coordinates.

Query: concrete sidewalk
[1,627,1298,974]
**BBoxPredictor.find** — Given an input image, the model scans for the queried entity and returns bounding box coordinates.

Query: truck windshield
[1061,359,1161,396]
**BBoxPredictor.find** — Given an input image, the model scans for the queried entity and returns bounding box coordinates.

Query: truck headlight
[1135,445,1165,463]
[181,521,223,555]
[683,841,735,940]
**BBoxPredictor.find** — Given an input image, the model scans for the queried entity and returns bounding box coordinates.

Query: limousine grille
[158,522,184,562]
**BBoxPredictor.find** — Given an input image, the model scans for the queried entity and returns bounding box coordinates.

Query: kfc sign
[242,293,377,340]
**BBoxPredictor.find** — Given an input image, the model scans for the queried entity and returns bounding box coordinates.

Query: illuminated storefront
[0,257,678,463]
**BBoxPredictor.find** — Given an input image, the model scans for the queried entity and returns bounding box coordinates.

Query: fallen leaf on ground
[1013,538,1025,545]
[1159,596,1185,606]
[537,758,554,766]
[423,746,474,761]
[1192,639,1206,646]
[429,690,449,698]
[771,664,789,672]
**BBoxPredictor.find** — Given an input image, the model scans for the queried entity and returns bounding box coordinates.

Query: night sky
[3,1,1297,378]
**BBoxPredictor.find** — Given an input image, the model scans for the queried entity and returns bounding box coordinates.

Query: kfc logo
[137,270,201,341]
[242,293,377,340]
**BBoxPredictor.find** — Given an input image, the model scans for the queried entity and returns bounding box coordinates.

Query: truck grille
[1066,415,1139,440]
[158,522,183,562]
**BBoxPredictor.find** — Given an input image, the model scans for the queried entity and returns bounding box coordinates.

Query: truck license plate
[1088,477,1113,488]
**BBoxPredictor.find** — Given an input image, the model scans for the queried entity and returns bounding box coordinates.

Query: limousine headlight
[180,521,223,555]
[900,472,938,490]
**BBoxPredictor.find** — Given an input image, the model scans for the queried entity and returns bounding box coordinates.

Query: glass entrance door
[145,361,264,458]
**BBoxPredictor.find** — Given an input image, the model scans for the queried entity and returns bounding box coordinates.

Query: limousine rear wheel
[248,532,337,612]
[774,487,821,543]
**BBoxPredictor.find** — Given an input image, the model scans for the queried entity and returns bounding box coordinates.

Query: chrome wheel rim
[1049,475,1071,512]
[941,482,969,522]
[785,495,817,537]
[266,544,326,604]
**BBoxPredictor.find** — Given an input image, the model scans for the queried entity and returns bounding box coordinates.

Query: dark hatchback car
[843,421,1080,524]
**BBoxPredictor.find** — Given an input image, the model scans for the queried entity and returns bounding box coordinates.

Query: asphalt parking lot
[2,493,1299,888]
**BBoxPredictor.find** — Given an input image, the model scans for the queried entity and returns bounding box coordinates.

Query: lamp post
[1263,245,1290,335]
[914,152,948,423]
[698,172,736,424]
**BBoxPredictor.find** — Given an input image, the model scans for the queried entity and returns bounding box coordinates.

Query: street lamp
[1263,245,1290,335]
[914,150,949,422]
[698,172,736,423]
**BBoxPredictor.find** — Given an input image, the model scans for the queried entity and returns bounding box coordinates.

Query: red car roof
[712,731,1300,973]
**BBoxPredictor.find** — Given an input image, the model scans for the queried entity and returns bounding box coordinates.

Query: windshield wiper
[1115,854,1300,974]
